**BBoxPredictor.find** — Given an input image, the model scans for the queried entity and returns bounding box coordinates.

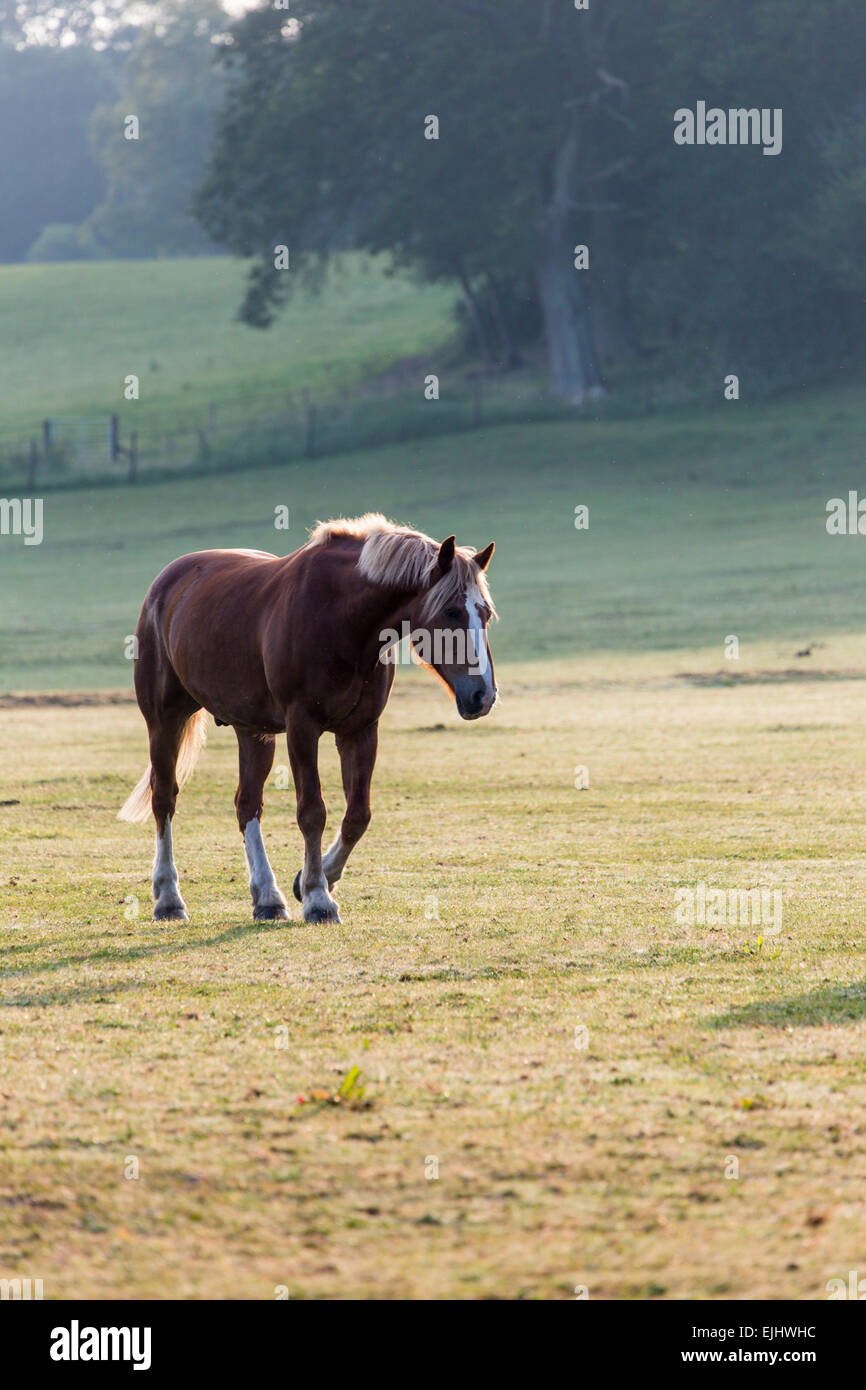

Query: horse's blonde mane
[308,512,496,618]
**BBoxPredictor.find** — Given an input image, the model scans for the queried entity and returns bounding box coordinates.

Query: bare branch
[586,156,633,184]
[596,67,629,98]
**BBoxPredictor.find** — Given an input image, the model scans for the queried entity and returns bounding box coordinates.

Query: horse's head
[413,535,498,720]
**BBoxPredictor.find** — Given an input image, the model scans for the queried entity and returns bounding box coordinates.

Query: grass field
[0,254,455,443]
[3,646,866,1299]
[2,383,866,1298]
[1,381,863,690]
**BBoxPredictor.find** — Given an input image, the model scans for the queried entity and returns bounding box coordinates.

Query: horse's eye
[444,607,463,623]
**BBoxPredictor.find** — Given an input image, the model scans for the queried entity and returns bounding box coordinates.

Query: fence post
[208,402,216,433]
[128,431,138,484]
[42,418,52,452]
[110,414,120,462]
[27,440,37,492]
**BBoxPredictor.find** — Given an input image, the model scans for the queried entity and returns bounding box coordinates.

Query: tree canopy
[195,0,866,398]
[84,0,230,258]
[0,40,114,262]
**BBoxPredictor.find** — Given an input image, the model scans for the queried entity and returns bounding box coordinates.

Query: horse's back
[135,547,304,726]
[134,538,376,730]
[147,546,278,595]
[140,547,285,625]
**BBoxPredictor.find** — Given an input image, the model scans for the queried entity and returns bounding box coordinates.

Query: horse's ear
[434,535,456,577]
[474,541,495,572]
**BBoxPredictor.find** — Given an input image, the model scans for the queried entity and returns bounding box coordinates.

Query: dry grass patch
[1,649,865,1298]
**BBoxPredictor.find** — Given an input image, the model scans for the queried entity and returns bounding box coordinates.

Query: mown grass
[2,649,866,1298]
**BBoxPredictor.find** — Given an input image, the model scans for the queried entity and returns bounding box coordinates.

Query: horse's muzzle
[455,680,498,720]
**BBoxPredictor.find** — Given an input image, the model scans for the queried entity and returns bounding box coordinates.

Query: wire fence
[0,364,715,493]
[0,371,575,491]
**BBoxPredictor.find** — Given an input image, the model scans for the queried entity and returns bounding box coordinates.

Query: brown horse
[118,514,497,924]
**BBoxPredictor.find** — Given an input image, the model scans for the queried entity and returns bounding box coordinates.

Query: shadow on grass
[0,918,296,1008]
[710,980,866,1029]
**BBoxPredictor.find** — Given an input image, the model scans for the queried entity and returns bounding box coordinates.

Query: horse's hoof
[253,903,290,922]
[153,903,188,922]
[292,871,302,903]
[304,904,341,925]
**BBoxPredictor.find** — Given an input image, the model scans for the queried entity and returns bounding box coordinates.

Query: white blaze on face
[465,579,494,689]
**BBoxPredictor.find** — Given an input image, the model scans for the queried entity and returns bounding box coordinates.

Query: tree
[196,0,865,397]
[0,41,115,262]
[196,0,663,402]
[83,0,230,258]
[635,0,866,379]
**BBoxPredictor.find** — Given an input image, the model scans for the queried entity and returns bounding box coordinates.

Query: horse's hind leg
[235,730,289,922]
[148,710,195,921]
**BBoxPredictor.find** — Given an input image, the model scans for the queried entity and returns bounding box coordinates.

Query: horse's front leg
[286,708,341,925]
[321,723,378,891]
[235,729,289,922]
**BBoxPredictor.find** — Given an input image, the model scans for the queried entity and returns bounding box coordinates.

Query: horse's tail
[117,709,209,823]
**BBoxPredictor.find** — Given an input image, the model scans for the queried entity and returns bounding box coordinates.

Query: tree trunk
[537,247,605,402]
[485,272,523,369]
[537,124,606,403]
[456,265,494,367]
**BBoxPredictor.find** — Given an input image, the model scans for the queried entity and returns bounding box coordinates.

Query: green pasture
[0,254,455,444]
[1,382,863,691]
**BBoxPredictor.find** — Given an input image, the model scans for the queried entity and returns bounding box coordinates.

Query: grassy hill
[0,254,455,447]
[1,381,864,691]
